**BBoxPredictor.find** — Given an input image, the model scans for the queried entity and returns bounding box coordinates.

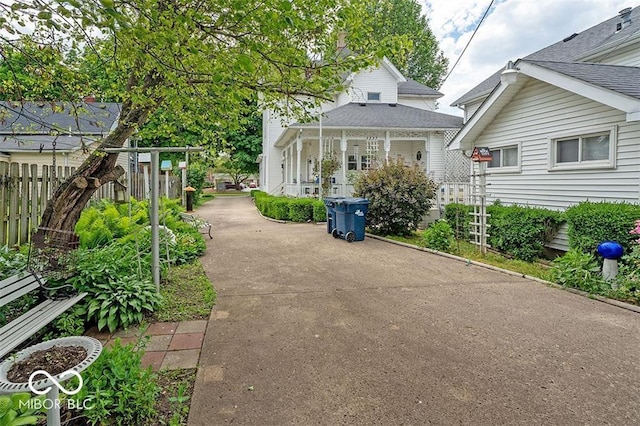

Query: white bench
[179,213,213,239]
[0,273,86,359]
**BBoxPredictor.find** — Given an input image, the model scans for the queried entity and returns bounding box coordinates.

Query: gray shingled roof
[453,6,640,105]
[397,79,442,96]
[526,60,640,100]
[0,135,99,153]
[0,101,121,135]
[294,103,463,129]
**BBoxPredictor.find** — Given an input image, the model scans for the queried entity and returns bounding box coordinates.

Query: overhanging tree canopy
[0,0,403,232]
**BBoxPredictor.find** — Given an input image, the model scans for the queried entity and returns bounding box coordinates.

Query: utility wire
[441,0,496,86]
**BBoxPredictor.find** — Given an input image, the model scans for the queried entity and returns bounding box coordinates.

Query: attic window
[367,92,381,102]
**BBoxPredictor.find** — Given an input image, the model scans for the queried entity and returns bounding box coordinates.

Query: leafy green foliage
[368,0,448,88]
[487,204,565,262]
[43,310,86,340]
[0,393,45,426]
[353,159,436,236]
[421,220,454,252]
[566,201,640,255]
[186,162,208,205]
[77,275,161,332]
[313,154,341,197]
[252,192,321,222]
[0,246,27,279]
[612,244,640,304]
[443,203,472,240]
[549,249,608,293]
[69,339,158,425]
[288,199,315,222]
[76,199,149,248]
[313,200,327,222]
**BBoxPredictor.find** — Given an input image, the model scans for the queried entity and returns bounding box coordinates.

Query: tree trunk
[39,100,154,232]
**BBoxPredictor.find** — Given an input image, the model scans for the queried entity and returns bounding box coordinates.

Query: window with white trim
[367,92,381,102]
[488,145,519,170]
[549,127,616,170]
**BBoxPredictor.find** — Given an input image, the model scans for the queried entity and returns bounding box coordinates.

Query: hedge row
[444,203,564,262]
[566,201,640,255]
[445,200,640,261]
[252,191,326,222]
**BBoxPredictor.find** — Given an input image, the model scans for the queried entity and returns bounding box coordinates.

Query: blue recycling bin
[332,197,369,242]
[323,197,345,234]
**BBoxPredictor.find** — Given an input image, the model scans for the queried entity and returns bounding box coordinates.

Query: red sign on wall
[471,147,493,162]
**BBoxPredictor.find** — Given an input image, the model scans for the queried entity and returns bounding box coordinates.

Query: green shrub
[443,203,472,240]
[288,198,314,222]
[268,198,290,220]
[313,200,327,222]
[0,393,45,425]
[549,249,607,293]
[76,275,161,332]
[76,198,149,248]
[353,159,437,236]
[487,204,564,262]
[69,339,158,425]
[566,201,640,255]
[0,246,27,279]
[421,220,454,252]
[187,162,208,204]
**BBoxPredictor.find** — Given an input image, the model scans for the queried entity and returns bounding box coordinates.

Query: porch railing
[437,182,472,210]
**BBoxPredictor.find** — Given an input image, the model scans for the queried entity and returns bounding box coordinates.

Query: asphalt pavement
[189,194,640,425]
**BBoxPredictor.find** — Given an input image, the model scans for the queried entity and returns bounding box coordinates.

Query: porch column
[340,130,347,196]
[424,134,430,176]
[296,131,302,196]
[384,131,391,163]
[288,144,294,188]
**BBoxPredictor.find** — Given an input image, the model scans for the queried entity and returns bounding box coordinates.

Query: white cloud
[422,0,633,116]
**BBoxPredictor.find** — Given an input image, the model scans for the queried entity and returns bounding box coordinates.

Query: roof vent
[388,103,397,107]
[563,33,578,42]
[617,7,632,31]
[359,103,366,107]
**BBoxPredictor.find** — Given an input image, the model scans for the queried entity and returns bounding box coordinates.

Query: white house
[0,101,126,171]
[449,6,640,250]
[260,58,464,198]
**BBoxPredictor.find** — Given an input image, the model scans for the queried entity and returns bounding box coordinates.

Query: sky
[423,0,634,116]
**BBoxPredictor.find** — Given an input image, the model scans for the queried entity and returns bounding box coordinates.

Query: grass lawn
[384,232,551,281]
[154,259,217,322]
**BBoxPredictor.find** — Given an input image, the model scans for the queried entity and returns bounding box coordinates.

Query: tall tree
[369,0,448,88]
[1,0,402,232]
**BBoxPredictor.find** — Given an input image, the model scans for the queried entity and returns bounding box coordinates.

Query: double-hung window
[548,126,616,170]
[488,144,520,172]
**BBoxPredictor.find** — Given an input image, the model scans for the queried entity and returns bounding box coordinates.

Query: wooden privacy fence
[1,162,183,247]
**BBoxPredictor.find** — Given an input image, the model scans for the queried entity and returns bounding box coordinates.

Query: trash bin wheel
[345,231,356,243]
[332,228,340,239]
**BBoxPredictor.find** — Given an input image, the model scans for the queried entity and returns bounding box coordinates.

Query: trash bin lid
[339,197,369,205]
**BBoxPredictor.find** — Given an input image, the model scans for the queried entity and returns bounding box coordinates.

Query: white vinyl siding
[587,44,640,66]
[472,79,640,211]
[349,66,398,104]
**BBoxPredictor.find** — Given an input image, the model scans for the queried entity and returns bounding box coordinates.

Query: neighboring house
[260,57,465,198]
[448,6,640,250]
[0,101,125,171]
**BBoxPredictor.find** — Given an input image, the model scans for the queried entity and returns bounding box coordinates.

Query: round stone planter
[0,336,102,426]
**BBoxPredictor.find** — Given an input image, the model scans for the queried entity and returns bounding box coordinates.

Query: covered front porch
[277,128,434,198]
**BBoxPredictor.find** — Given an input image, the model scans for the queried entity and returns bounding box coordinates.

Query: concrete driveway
[190,195,640,425]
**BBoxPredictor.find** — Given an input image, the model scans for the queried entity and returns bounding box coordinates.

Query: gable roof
[453,6,640,106]
[0,101,121,135]
[0,101,121,153]
[274,102,463,146]
[296,103,462,129]
[398,79,443,97]
[526,60,640,100]
[449,59,640,150]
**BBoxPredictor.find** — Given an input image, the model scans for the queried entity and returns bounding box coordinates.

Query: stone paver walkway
[85,319,207,371]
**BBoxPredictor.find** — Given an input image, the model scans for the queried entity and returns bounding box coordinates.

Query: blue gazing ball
[597,241,624,259]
